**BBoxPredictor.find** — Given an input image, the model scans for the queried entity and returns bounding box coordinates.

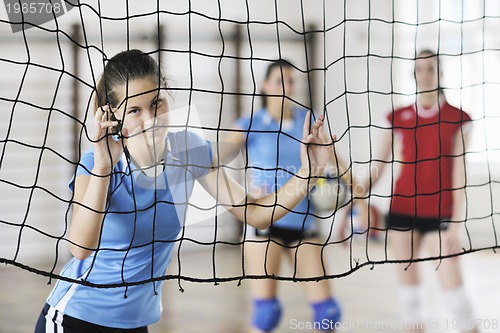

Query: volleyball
[310,174,348,213]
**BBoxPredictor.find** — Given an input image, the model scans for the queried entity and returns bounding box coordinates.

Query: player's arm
[441,124,471,255]
[68,106,123,260]
[199,112,330,229]
[450,125,471,231]
[362,126,393,195]
[328,146,362,198]
[198,167,314,229]
[68,172,110,260]
[211,128,246,166]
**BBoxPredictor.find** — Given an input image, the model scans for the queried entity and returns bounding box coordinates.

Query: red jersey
[387,101,471,219]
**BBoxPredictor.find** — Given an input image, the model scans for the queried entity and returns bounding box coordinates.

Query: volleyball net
[0,0,499,288]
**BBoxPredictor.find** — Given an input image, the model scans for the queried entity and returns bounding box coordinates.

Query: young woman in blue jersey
[34,50,332,333]
[222,60,341,333]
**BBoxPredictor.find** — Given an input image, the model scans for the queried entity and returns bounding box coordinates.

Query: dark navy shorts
[386,213,449,235]
[35,303,148,333]
[255,225,319,246]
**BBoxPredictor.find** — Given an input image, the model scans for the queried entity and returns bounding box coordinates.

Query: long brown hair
[94,49,167,113]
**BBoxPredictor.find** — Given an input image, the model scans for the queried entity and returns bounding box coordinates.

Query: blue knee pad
[312,298,342,331]
[252,298,282,332]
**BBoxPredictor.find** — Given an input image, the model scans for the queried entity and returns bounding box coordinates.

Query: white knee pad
[444,287,476,330]
[398,285,423,325]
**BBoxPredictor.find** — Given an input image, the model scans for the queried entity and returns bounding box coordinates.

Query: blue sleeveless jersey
[46,130,212,328]
[237,108,315,231]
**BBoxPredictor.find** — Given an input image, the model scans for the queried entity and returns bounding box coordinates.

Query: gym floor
[1,237,499,333]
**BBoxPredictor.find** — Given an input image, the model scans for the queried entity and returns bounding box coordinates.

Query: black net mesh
[0,1,499,291]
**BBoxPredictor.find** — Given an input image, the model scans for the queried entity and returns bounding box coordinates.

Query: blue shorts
[35,304,148,333]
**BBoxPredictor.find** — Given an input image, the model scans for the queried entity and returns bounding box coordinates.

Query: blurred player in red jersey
[365,50,478,333]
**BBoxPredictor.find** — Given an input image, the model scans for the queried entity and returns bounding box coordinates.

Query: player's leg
[245,239,284,333]
[424,231,478,333]
[286,238,341,332]
[387,227,424,332]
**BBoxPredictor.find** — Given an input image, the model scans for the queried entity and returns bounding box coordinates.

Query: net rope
[0,0,499,291]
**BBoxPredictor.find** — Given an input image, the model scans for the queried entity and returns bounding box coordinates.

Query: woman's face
[415,54,440,93]
[114,77,169,148]
[263,65,295,107]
